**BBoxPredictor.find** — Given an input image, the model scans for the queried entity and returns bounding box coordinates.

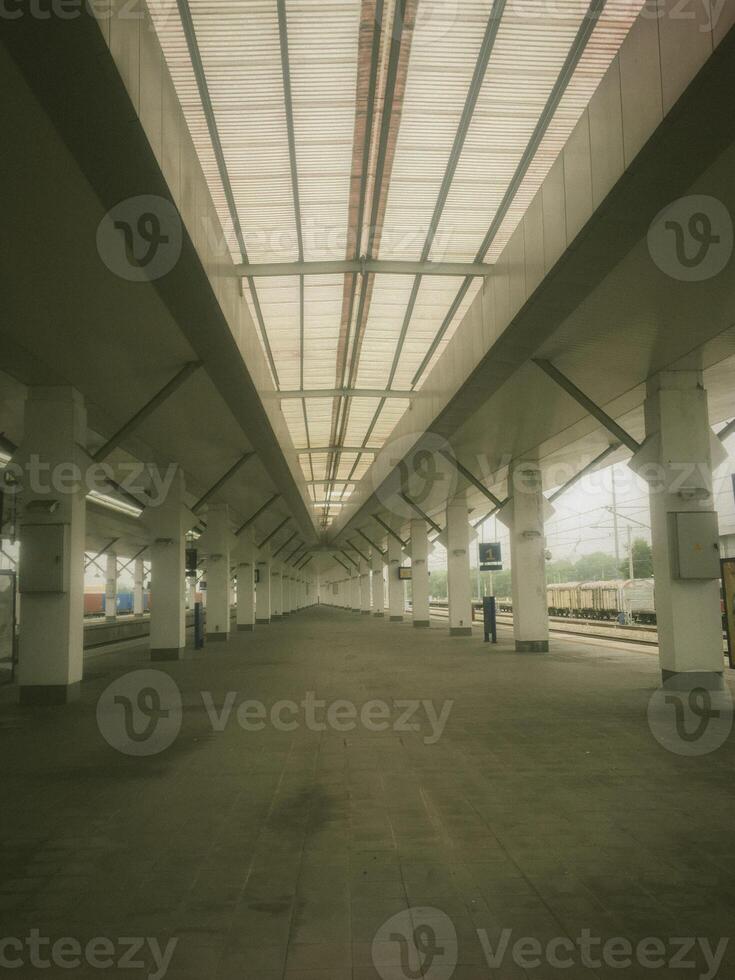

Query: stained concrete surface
[1,606,734,979]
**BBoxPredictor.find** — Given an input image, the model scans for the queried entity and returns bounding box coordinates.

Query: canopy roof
[149,0,644,529]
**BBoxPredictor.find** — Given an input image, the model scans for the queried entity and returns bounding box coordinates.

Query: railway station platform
[1,606,733,980]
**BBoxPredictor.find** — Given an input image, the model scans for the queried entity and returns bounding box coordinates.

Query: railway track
[427,602,659,645]
[427,603,730,651]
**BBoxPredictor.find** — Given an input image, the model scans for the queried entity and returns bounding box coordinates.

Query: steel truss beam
[233,259,492,279]
[192,452,255,513]
[271,530,298,559]
[399,493,442,534]
[332,555,350,574]
[533,360,641,453]
[357,528,385,557]
[297,447,377,455]
[440,450,504,508]
[116,545,149,576]
[548,444,621,503]
[412,0,608,388]
[346,540,370,565]
[341,550,358,569]
[235,494,280,537]
[93,362,201,463]
[279,388,415,400]
[258,516,291,550]
[372,514,407,549]
[286,541,305,563]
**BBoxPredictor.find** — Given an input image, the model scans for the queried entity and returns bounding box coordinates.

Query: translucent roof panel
[147,0,646,529]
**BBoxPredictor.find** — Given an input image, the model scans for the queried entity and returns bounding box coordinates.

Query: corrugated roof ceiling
[148,0,644,529]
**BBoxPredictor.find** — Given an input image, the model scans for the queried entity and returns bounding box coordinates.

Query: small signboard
[479,542,502,571]
[185,547,198,576]
[722,558,735,670]
[398,566,412,581]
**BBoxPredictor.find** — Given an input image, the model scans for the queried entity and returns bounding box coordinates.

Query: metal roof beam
[296,446,377,455]
[286,541,305,563]
[233,259,492,278]
[279,388,415,400]
[357,528,385,557]
[548,443,621,503]
[411,0,608,388]
[271,530,298,559]
[440,450,504,508]
[93,361,201,462]
[533,360,641,453]
[372,514,407,549]
[332,555,350,574]
[257,516,291,550]
[346,540,370,564]
[235,494,280,536]
[192,452,255,513]
[341,549,358,569]
[399,493,442,534]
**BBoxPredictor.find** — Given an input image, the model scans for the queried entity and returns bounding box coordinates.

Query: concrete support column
[633,370,726,685]
[351,572,360,612]
[256,548,271,624]
[502,460,549,653]
[387,526,405,622]
[271,562,283,619]
[206,503,231,643]
[446,492,473,636]
[410,519,430,628]
[133,557,145,617]
[371,549,385,617]
[105,551,117,621]
[283,574,291,615]
[235,530,255,632]
[149,467,187,661]
[18,387,87,704]
[360,560,371,614]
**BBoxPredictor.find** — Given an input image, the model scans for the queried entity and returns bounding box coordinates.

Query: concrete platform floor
[1,606,734,979]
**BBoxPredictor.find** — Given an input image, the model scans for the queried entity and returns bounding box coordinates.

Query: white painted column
[410,519,430,628]
[18,387,87,704]
[271,562,284,619]
[350,571,360,611]
[371,549,385,617]
[360,559,371,614]
[632,370,726,685]
[105,551,117,621]
[149,467,187,661]
[387,525,405,622]
[500,460,549,652]
[205,502,231,643]
[282,573,291,615]
[235,529,255,632]
[446,491,473,637]
[133,557,145,617]
[256,547,271,624]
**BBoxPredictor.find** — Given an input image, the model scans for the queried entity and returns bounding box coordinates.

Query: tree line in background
[428,538,654,601]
